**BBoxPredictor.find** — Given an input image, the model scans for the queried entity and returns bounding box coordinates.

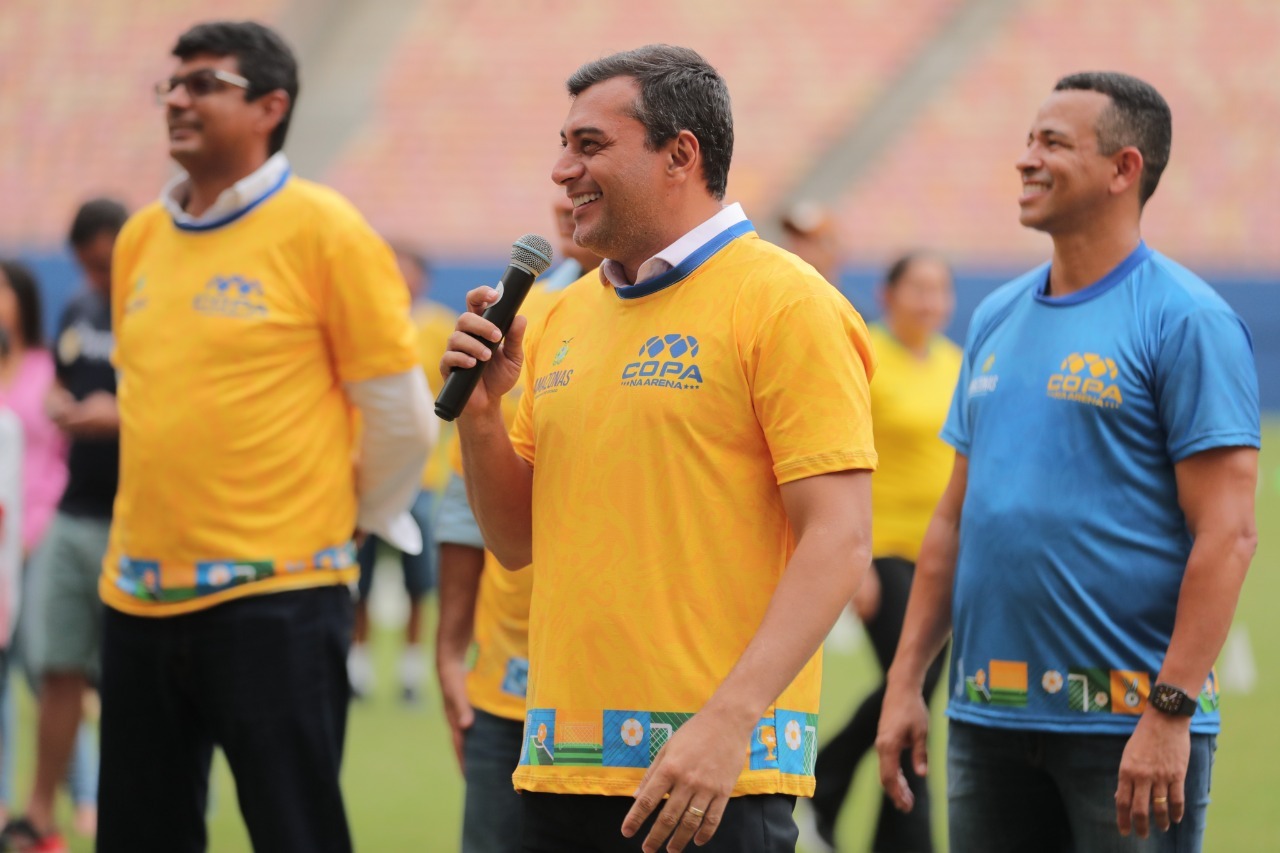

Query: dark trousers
[948,721,1215,852]
[522,792,798,852]
[97,586,355,853]
[462,709,526,853]
[812,556,947,852]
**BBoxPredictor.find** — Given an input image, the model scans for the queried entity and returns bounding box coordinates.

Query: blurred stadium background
[2,0,1276,849]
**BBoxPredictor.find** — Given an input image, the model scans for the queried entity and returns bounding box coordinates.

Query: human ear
[1111,147,1144,198]
[256,90,291,141]
[668,129,701,182]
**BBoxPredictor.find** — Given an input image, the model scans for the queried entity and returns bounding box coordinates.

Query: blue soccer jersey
[942,243,1260,735]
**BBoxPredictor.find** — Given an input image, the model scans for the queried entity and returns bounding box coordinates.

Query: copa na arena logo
[1048,352,1122,409]
[621,333,703,390]
[193,274,268,318]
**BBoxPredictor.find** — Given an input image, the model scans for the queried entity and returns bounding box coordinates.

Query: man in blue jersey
[876,72,1259,852]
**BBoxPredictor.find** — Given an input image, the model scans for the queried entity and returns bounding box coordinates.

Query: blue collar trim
[1034,241,1152,305]
[172,167,292,232]
[613,220,755,300]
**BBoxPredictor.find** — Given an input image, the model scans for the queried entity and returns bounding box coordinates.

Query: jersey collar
[162,152,291,232]
[1034,241,1153,306]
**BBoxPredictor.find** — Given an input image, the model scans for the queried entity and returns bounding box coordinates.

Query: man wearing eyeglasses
[96,21,435,853]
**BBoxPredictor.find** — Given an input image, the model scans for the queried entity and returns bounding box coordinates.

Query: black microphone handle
[434,263,540,422]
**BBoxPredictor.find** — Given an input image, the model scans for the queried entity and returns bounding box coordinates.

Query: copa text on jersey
[620,359,704,390]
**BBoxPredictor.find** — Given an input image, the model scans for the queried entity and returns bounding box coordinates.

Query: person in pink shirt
[0,260,68,559]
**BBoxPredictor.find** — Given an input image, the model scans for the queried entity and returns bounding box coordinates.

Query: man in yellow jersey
[435,193,601,853]
[442,45,877,853]
[348,243,455,704]
[804,253,960,853]
[98,21,434,853]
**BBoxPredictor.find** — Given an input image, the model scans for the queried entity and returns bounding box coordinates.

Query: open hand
[621,710,752,852]
[875,679,931,812]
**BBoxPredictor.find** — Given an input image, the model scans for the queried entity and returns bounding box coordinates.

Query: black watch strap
[1149,682,1197,717]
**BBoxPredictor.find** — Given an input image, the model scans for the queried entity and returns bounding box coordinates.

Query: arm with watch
[1114,445,1258,840]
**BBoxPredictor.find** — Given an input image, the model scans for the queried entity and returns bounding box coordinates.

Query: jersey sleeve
[508,320,542,466]
[746,291,877,484]
[1155,309,1261,461]
[940,344,974,455]
[109,214,146,355]
[322,224,418,383]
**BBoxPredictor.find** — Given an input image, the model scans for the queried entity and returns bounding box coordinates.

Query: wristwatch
[1149,682,1197,717]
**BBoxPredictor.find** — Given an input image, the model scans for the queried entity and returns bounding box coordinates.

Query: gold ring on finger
[687,806,706,818]
[1153,797,1168,804]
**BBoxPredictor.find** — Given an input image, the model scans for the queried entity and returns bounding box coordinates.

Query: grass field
[21,419,1279,852]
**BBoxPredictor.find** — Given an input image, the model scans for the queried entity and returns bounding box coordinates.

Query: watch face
[1151,683,1193,715]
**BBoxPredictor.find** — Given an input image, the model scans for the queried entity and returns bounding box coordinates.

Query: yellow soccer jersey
[866,323,962,561]
[467,549,534,720]
[463,275,580,721]
[414,299,458,492]
[103,177,418,616]
[508,227,877,797]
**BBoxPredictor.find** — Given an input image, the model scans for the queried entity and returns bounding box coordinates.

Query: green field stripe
[988,688,1028,707]
[555,742,604,766]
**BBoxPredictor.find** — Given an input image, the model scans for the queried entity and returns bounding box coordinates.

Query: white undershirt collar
[599,202,747,289]
[161,152,291,226]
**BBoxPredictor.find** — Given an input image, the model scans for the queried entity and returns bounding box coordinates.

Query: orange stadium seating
[4,0,1277,272]
[324,0,958,255]
[0,0,286,246]
[832,0,1280,271]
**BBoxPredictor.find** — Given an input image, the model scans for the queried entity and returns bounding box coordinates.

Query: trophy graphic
[757,724,778,762]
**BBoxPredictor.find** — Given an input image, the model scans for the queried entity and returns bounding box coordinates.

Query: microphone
[434,234,554,422]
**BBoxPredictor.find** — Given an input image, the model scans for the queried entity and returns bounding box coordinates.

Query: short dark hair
[173,21,300,155]
[1054,71,1171,206]
[69,198,128,248]
[567,45,734,200]
[885,251,950,289]
[0,260,44,348]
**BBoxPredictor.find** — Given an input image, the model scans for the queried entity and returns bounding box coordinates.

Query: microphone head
[510,235,554,277]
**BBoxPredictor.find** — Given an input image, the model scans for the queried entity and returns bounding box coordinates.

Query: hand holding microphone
[436,235,553,421]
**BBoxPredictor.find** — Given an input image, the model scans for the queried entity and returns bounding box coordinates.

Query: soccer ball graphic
[639,334,699,359]
[1041,670,1064,694]
[207,564,232,587]
[620,718,644,748]
[784,720,802,751]
[1062,352,1117,378]
[1083,352,1118,378]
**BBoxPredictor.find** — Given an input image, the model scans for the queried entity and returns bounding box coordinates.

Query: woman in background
[0,260,97,838]
[0,260,66,565]
[808,253,960,852]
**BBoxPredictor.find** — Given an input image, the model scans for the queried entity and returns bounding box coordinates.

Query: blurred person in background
[877,72,1259,852]
[434,192,601,853]
[0,199,128,852]
[802,252,959,853]
[0,259,72,842]
[779,201,843,286]
[0,261,64,583]
[347,244,454,705]
[97,21,433,853]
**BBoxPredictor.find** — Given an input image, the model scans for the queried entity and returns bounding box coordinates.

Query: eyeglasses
[154,68,250,104]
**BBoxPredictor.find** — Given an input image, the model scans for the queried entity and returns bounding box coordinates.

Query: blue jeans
[355,490,438,600]
[462,709,525,853]
[948,720,1215,853]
